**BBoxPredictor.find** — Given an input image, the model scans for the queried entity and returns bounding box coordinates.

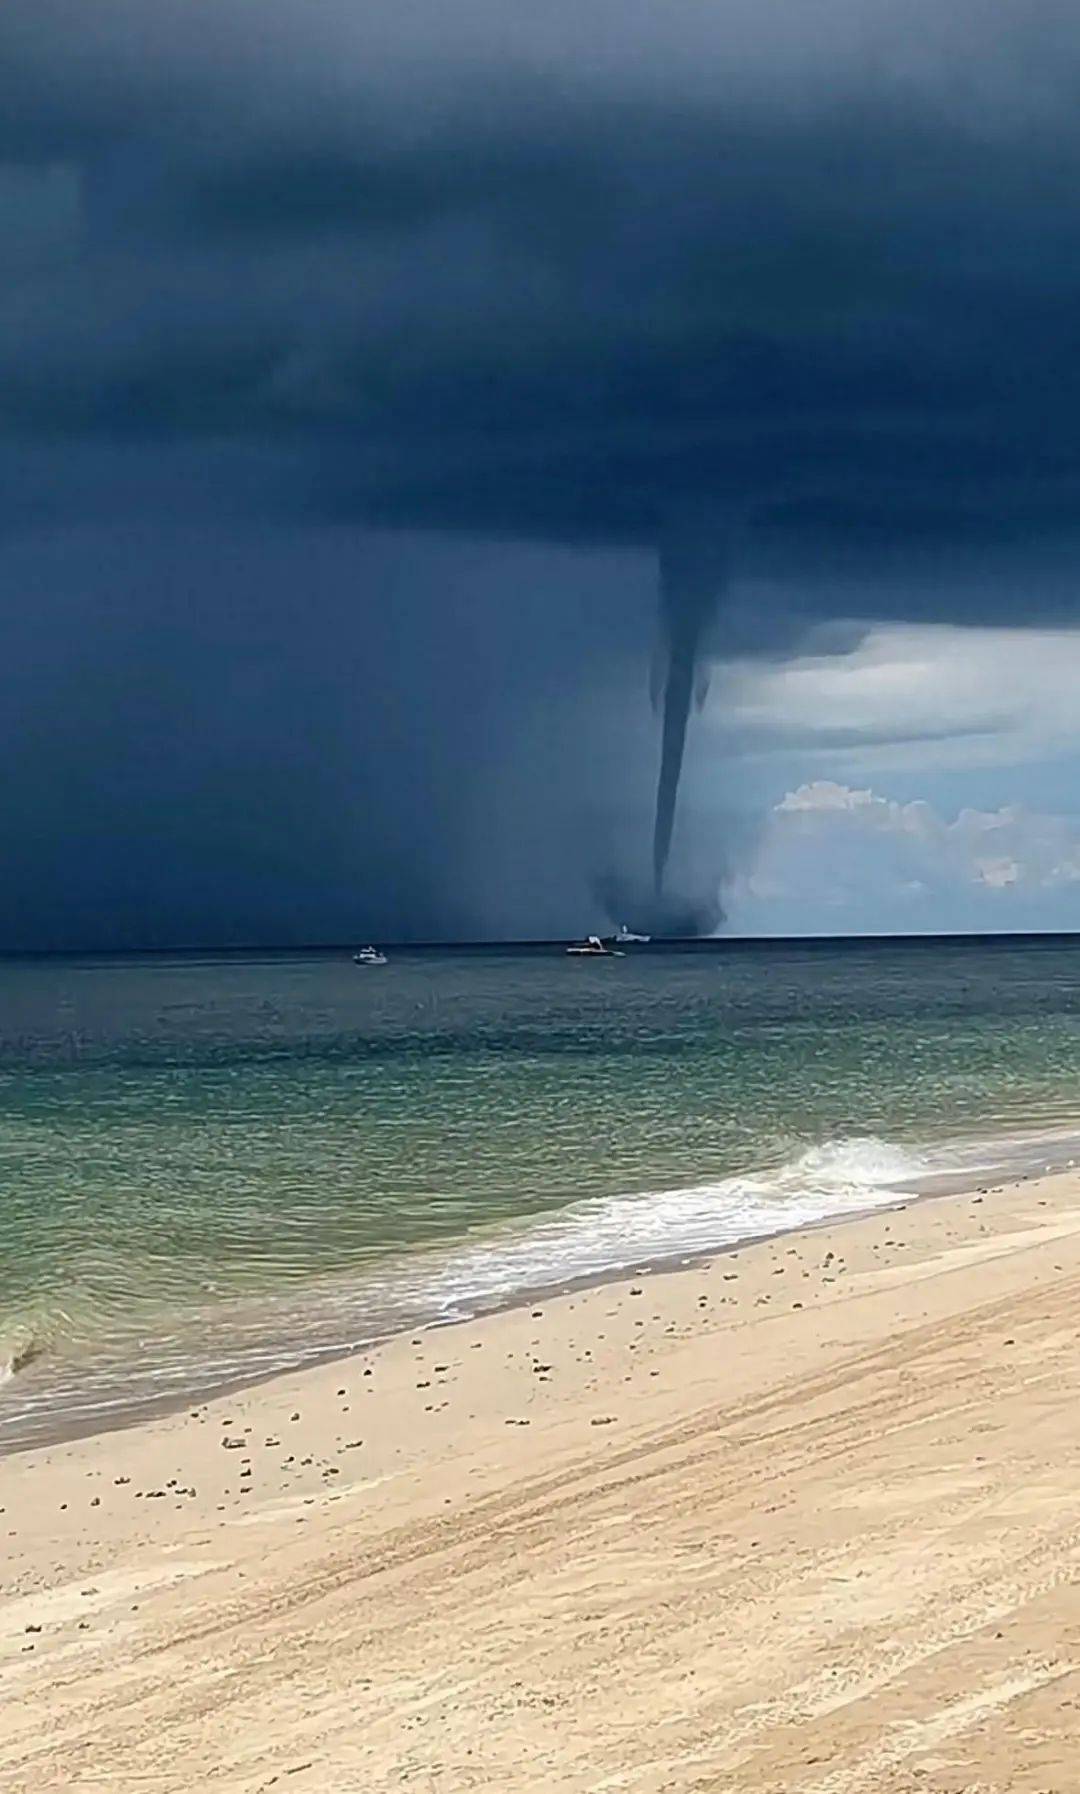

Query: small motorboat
[353,946,388,966]
[567,935,623,957]
[613,923,651,945]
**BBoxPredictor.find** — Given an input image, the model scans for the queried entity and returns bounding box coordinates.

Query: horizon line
[2,928,1080,961]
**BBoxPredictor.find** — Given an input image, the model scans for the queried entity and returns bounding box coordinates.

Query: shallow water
[3,936,1080,1446]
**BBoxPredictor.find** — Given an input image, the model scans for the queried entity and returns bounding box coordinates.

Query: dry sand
[3,1170,1080,1791]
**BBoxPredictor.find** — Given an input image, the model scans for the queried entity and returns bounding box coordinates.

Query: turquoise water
[3,937,1080,1446]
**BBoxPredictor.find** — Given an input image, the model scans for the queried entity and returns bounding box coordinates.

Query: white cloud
[708,623,1080,771]
[777,781,887,813]
[726,779,1080,933]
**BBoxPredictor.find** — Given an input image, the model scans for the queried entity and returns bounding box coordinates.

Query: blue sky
[699,623,1080,934]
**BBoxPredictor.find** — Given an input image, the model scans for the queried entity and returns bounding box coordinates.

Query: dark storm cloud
[0,522,653,948]
[3,1,1080,942]
[5,0,1080,563]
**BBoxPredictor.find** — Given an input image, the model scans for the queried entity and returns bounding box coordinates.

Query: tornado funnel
[652,513,727,892]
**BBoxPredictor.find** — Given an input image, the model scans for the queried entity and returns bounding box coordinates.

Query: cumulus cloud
[728,779,1080,933]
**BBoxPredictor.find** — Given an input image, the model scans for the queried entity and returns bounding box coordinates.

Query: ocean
[2,936,1080,1450]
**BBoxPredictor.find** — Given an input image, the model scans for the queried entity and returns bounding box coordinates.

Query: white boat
[613,923,651,945]
[353,946,388,966]
[567,935,623,957]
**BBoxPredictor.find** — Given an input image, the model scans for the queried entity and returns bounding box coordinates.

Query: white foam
[5,1124,1079,1450]
[403,1135,928,1314]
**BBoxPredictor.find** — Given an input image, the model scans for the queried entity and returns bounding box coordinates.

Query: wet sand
[3,1169,1080,1791]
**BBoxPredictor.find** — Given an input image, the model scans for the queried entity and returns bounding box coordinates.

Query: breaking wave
[2,1125,1076,1451]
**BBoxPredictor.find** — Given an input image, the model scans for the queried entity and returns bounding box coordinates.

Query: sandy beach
[3,1170,1080,1791]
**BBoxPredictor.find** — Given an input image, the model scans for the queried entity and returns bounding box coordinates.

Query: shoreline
[5,1164,1080,1787]
[0,1143,1051,1459]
